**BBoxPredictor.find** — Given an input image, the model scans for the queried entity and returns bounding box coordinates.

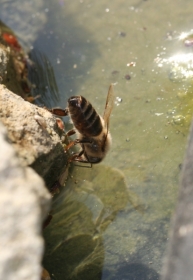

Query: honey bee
[49,84,114,165]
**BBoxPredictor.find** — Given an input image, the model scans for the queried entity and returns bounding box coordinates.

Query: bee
[49,84,114,165]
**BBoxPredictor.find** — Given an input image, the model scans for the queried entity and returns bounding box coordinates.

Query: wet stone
[161,119,193,280]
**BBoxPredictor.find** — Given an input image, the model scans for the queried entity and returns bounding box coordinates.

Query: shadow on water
[30,0,100,107]
[102,263,159,280]
[1,0,100,108]
[109,219,169,280]
[28,50,60,108]
[43,165,147,280]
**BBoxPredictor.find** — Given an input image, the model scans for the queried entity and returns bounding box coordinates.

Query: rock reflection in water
[43,165,144,280]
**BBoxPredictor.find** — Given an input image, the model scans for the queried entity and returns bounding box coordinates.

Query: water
[2,0,193,279]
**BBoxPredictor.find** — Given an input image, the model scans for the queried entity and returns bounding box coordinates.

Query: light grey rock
[0,84,67,188]
[0,121,51,280]
[0,24,68,280]
[161,120,193,280]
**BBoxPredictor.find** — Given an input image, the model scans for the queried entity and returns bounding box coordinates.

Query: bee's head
[68,96,82,108]
[68,96,88,118]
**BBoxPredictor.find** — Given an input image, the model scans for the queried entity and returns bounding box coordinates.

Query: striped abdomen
[68,96,103,137]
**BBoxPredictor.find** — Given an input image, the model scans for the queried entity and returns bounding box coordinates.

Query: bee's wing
[103,84,114,130]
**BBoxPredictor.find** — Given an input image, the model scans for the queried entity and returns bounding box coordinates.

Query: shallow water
[2,0,193,279]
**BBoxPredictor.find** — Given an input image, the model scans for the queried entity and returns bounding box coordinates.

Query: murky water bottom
[2,0,193,279]
[43,164,177,279]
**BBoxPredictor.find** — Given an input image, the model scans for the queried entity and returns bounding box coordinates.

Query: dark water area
[1,0,193,279]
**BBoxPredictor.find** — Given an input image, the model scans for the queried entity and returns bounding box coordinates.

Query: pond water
[2,0,193,279]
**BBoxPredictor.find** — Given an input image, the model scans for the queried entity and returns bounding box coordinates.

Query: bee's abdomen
[68,96,103,136]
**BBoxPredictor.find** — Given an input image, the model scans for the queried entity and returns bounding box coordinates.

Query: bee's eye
[68,96,79,107]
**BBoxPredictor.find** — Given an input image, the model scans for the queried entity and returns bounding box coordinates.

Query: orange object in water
[2,32,21,51]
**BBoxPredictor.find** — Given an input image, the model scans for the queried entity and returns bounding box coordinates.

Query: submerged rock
[43,165,144,279]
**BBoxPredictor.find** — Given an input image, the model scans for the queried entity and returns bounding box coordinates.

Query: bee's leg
[61,129,76,144]
[66,129,76,137]
[72,157,92,168]
[69,149,92,168]
[46,107,69,117]
[68,149,84,162]
[65,138,92,152]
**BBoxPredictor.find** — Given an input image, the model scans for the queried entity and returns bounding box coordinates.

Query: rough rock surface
[0,84,67,188]
[0,121,51,280]
[0,24,68,280]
